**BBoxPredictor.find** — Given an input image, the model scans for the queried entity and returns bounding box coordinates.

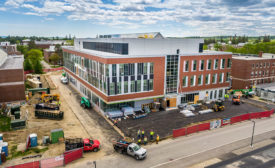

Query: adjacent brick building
[232,56,275,89]
[0,48,25,103]
[62,32,232,113]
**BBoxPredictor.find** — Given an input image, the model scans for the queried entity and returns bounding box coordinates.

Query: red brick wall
[232,58,275,89]
[0,84,25,103]
[43,50,55,63]
[179,54,232,93]
[0,69,24,83]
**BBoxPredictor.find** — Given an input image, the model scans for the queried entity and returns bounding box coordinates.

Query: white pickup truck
[113,140,147,160]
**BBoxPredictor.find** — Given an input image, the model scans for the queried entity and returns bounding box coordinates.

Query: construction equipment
[232,95,241,105]
[81,97,91,108]
[212,100,225,112]
[113,139,147,160]
[41,94,60,103]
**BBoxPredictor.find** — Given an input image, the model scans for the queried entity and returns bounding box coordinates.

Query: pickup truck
[65,138,100,152]
[113,140,147,160]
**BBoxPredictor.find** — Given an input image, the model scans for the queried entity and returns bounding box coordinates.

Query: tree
[27,49,43,63]
[203,44,208,50]
[24,58,33,71]
[28,40,36,50]
[214,43,222,51]
[33,59,43,74]
[17,45,28,57]
[49,53,60,66]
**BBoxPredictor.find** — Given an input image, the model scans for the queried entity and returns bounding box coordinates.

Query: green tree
[24,58,33,71]
[49,53,60,66]
[28,40,36,50]
[27,49,43,63]
[17,45,28,57]
[214,43,222,51]
[203,44,208,50]
[33,59,43,74]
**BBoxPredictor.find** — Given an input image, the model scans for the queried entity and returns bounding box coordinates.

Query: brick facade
[179,54,232,93]
[0,69,24,83]
[0,84,25,103]
[232,57,275,89]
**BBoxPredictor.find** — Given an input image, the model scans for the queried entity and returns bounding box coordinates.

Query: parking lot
[118,99,274,140]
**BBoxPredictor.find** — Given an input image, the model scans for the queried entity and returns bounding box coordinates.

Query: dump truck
[35,109,64,120]
[212,100,225,112]
[65,138,100,152]
[113,139,147,160]
[81,97,91,108]
[232,95,241,105]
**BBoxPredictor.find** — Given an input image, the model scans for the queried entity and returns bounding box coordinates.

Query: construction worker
[137,138,141,145]
[156,134,160,144]
[224,94,229,101]
[143,136,148,145]
[137,129,141,139]
[113,119,118,127]
[150,130,154,141]
[141,129,145,139]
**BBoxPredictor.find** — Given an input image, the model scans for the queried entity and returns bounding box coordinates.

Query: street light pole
[251,120,256,148]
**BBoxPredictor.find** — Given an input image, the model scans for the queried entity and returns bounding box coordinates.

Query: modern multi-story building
[232,55,275,89]
[0,48,25,103]
[62,33,232,113]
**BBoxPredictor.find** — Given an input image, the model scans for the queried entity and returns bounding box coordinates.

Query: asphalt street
[69,114,275,168]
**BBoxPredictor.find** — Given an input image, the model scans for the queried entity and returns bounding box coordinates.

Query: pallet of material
[35,110,64,120]
[35,103,59,110]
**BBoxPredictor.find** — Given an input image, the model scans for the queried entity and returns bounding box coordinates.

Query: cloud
[0,7,7,11]
[3,0,275,36]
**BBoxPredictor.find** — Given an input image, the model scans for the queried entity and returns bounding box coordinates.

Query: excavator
[41,94,60,103]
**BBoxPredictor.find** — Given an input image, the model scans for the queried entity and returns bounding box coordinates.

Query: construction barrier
[173,109,274,139]
[64,148,83,165]
[173,128,186,138]
[24,67,63,74]
[40,155,64,168]
[186,125,197,135]
[6,161,40,168]
[197,123,210,132]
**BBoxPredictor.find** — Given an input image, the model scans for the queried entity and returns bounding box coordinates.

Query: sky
[0,0,274,38]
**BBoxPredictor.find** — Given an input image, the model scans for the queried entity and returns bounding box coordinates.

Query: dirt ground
[118,98,274,140]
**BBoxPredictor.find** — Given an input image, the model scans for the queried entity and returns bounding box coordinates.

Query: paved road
[41,60,51,69]
[70,115,275,168]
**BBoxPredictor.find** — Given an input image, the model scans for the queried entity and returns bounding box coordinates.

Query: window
[192,60,197,71]
[182,76,188,87]
[214,59,219,70]
[210,91,213,99]
[119,64,124,76]
[212,73,217,84]
[255,71,258,76]
[124,64,129,76]
[256,64,259,68]
[219,89,223,98]
[227,59,231,68]
[207,60,212,70]
[124,81,128,93]
[177,49,180,54]
[252,64,255,69]
[260,63,262,68]
[200,60,204,71]
[117,82,121,94]
[205,74,210,84]
[138,63,143,75]
[150,63,154,74]
[219,73,224,83]
[166,55,179,93]
[264,62,266,68]
[259,71,262,76]
[137,80,141,92]
[226,72,230,82]
[129,63,135,75]
[199,43,203,53]
[131,81,135,92]
[149,79,153,90]
[110,82,115,95]
[83,42,129,55]
[190,75,196,86]
[143,80,148,91]
[143,63,148,74]
[184,61,189,72]
[221,59,225,69]
[198,75,203,85]
[112,64,117,76]
[214,90,217,99]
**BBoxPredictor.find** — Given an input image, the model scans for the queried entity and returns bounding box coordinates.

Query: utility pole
[250,120,256,148]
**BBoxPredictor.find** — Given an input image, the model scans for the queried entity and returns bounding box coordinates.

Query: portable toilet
[0,134,2,140]
[30,134,38,147]
[2,142,8,157]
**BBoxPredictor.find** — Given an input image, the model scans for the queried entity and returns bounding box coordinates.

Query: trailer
[35,110,64,120]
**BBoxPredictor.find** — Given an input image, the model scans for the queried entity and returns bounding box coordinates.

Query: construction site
[1,70,275,167]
